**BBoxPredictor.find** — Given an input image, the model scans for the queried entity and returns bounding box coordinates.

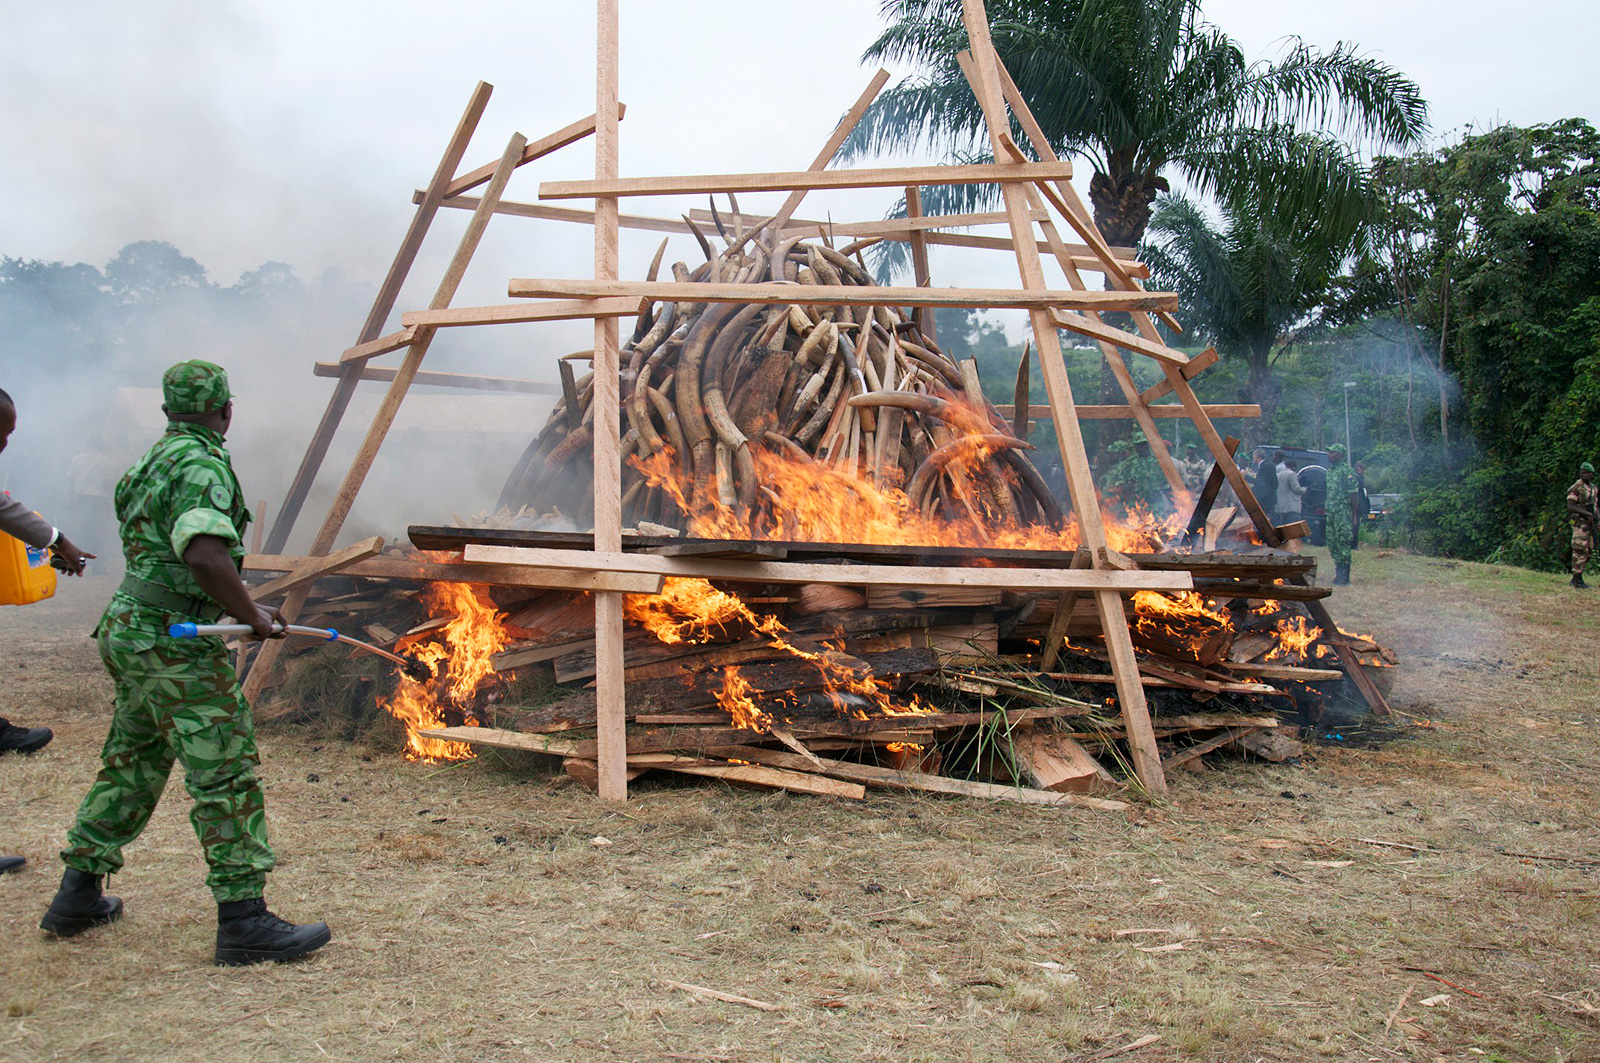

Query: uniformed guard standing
[1325,444,1357,586]
[1566,461,1598,588]
[40,361,331,966]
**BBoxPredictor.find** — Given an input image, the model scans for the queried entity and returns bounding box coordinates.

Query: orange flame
[1267,616,1322,660]
[629,437,1184,554]
[715,666,772,731]
[380,583,507,761]
[627,576,927,731]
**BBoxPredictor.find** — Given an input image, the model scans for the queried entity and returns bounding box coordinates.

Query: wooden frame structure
[254,0,1293,800]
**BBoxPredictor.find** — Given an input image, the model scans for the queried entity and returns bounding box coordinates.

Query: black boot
[214,897,330,966]
[40,868,124,937]
[0,855,25,875]
[0,717,52,755]
[1333,563,1350,586]
[1573,572,1587,588]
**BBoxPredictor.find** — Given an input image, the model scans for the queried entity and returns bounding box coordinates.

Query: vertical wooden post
[264,82,494,555]
[591,0,628,803]
[959,0,1166,795]
[904,185,936,344]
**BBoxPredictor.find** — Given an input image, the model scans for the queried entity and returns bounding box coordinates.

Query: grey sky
[1,0,1595,309]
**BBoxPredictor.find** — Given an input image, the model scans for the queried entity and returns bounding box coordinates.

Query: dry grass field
[2,549,1598,1063]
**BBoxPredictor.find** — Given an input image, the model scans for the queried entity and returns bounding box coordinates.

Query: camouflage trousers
[61,625,275,902]
[1326,515,1354,569]
[1574,523,1594,575]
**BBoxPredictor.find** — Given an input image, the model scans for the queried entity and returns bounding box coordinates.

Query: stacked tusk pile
[497,226,1061,536]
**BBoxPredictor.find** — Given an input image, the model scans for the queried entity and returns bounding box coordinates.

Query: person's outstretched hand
[51,536,96,576]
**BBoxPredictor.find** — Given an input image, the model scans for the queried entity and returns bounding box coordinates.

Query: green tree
[1141,193,1363,410]
[843,0,1427,248]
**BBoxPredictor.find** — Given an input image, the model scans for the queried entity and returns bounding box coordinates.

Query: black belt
[117,574,224,622]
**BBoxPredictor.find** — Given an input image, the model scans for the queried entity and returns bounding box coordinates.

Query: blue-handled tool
[169,622,434,681]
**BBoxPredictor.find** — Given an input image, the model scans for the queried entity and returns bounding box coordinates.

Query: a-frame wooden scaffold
[250,0,1298,801]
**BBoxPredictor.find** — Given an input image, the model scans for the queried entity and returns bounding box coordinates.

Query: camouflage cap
[1582,461,1595,474]
[1327,443,1348,455]
[162,360,231,415]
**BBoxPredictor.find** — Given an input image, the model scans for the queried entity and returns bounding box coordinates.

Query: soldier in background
[1325,444,1358,585]
[1566,461,1598,588]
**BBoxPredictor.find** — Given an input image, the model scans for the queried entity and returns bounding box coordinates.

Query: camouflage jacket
[101,422,252,651]
[1567,479,1598,526]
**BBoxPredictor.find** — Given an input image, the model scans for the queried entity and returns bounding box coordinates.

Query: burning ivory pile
[254,233,1398,804]
[496,233,1061,539]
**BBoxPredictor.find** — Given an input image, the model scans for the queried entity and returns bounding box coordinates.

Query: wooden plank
[1296,581,1392,716]
[704,745,1128,811]
[438,107,619,199]
[243,553,665,594]
[770,68,892,233]
[338,327,418,365]
[1049,309,1190,366]
[592,0,627,804]
[439,192,1150,274]
[958,2,1166,795]
[462,544,1194,591]
[905,185,935,340]
[506,278,1176,314]
[664,763,866,800]
[1228,662,1344,681]
[1161,727,1261,772]
[996,403,1259,420]
[248,536,384,601]
[538,161,1075,199]
[312,363,559,395]
[1276,520,1311,541]
[263,81,492,556]
[401,297,639,329]
[989,59,1183,336]
[1139,347,1218,405]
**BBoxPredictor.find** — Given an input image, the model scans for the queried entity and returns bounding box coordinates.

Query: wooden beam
[248,536,384,601]
[905,185,935,340]
[505,279,1178,314]
[769,68,892,233]
[312,363,559,395]
[989,60,1183,336]
[338,327,418,365]
[592,0,627,803]
[401,297,639,329]
[243,553,664,594]
[435,194,1152,277]
[1161,727,1261,772]
[437,106,622,199]
[702,745,1128,811]
[995,403,1260,420]
[1050,309,1191,366]
[461,544,1195,592]
[958,0,1165,795]
[538,161,1075,200]
[1139,347,1219,404]
[662,763,867,800]
[264,81,492,556]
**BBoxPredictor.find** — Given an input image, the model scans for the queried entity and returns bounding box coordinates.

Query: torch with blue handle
[169,622,434,681]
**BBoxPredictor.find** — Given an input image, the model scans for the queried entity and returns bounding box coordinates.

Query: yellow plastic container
[0,528,57,606]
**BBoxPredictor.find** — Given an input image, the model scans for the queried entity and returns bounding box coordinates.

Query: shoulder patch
[206,483,233,510]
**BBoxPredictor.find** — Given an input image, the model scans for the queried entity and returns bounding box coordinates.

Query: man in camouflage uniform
[1325,444,1358,586]
[41,361,330,966]
[1566,462,1598,588]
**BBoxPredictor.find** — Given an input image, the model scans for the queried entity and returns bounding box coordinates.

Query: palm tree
[842,0,1428,250]
[1140,194,1361,409]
